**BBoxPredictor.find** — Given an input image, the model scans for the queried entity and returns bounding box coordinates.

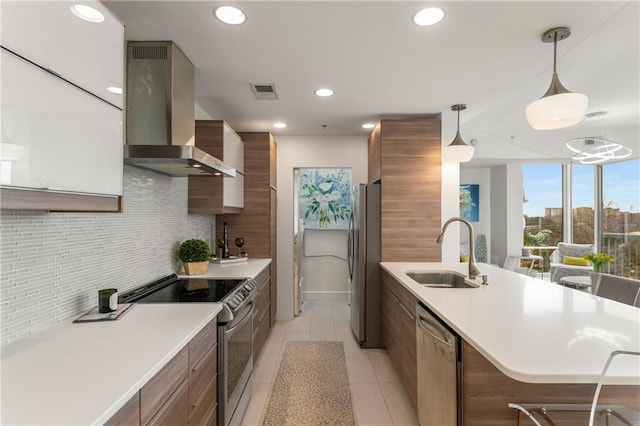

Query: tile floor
[241,299,418,426]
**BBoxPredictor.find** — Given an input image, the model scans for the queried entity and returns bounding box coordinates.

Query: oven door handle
[226,303,253,336]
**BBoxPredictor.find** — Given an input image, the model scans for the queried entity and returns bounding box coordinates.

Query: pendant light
[526,27,588,130]
[443,104,474,163]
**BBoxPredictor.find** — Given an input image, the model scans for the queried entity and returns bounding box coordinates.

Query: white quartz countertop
[177,258,271,280]
[1,303,222,425]
[381,262,640,384]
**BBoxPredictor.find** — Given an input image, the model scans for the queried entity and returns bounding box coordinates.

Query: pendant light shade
[443,104,474,163]
[526,27,588,130]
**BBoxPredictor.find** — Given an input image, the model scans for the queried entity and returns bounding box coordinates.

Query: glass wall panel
[572,165,595,244]
[523,164,563,271]
[602,159,640,278]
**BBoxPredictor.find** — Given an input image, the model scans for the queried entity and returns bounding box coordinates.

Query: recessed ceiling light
[412,7,445,26]
[214,172,222,176]
[273,122,287,129]
[214,6,246,25]
[362,123,375,129]
[315,88,334,97]
[107,86,122,95]
[70,4,105,23]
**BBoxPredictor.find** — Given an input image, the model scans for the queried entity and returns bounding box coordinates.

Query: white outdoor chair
[549,242,594,282]
[508,350,640,425]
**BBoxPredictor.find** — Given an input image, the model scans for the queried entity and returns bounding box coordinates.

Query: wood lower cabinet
[381,269,417,407]
[105,393,140,426]
[141,348,189,425]
[106,319,218,426]
[252,265,272,362]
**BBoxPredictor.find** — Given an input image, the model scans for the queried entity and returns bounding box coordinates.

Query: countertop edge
[93,304,222,425]
[379,261,640,385]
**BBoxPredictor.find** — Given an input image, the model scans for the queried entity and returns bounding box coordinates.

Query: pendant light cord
[553,31,558,73]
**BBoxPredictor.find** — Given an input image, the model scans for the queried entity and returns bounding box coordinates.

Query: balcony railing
[602,233,640,280]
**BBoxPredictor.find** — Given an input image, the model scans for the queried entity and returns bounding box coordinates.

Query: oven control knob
[244,283,254,291]
[228,299,238,309]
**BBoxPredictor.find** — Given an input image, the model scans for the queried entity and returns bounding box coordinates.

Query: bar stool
[508,350,640,425]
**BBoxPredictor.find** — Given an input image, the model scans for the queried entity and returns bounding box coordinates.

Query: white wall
[460,168,491,262]
[441,112,461,262]
[276,136,367,320]
[0,166,213,346]
[301,228,348,300]
[490,163,524,266]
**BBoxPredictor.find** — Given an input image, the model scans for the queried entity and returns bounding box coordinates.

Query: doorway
[293,168,353,316]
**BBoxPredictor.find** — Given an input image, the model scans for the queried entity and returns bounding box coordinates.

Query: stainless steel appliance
[349,183,382,347]
[124,41,235,177]
[119,274,256,426]
[416,302,462,426]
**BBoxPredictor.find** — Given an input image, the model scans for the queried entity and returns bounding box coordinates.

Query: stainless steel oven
[119,275,257,426]
[219,299,253,426]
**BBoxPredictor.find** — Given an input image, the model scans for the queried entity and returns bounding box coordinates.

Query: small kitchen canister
[98,288,118,313]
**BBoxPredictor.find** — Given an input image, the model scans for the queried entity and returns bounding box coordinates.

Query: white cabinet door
[222,123,244,208]
[0,50,123,196]
[223,123,244,173]
[223,173,244,208]
[0,0,124,109]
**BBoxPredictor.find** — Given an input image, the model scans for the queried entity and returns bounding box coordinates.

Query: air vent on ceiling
[131,44,168,60]
[250,83,279,100]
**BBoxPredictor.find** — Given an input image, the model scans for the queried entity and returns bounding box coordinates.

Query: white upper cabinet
[0,0,124,200]
[223,123,244,208]
[0,1,124,108]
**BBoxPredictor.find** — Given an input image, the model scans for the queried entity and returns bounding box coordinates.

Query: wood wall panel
[188,120,225,215]
[462,342,640,425]
[379,117,441,262]
[0,187,121,212]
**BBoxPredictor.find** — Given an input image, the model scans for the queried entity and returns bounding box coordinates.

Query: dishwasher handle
[417,309,455,347]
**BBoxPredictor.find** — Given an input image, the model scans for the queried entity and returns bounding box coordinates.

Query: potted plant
[583,252,615,273]
[179,239,211,275]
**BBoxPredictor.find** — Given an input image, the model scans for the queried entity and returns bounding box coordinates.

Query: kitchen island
[381,262,640,425]
[1,303,222,425]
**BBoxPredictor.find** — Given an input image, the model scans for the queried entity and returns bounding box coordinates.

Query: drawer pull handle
[192,345,216,373]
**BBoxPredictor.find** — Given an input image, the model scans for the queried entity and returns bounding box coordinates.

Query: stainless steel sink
[406,272,478,288]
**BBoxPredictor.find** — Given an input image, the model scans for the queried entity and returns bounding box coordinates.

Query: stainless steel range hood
[124,41,235,177]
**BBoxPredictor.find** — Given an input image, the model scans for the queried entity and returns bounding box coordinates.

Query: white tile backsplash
[0,166,213,346]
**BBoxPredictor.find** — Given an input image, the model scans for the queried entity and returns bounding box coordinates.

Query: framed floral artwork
[460,184,479,222]
[300,168,352,229]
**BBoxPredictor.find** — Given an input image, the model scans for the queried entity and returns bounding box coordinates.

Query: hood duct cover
[124,41,235,177]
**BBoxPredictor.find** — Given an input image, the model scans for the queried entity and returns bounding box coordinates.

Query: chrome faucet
[437,217,481,281]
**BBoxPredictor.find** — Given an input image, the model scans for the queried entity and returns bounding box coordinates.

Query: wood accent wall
[379,117,442,262]
[462,341,640,425]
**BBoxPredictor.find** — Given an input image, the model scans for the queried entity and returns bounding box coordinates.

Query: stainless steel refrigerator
[349,183,382,348]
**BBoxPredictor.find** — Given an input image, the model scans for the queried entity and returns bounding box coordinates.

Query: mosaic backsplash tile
[0,166,213,346]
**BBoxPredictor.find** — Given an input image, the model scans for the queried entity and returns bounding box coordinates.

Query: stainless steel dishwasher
[416,302,462,426]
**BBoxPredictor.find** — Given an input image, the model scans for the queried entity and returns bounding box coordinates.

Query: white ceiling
[105,0,640,166]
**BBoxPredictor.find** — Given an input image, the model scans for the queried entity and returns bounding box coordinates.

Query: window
[602,159,640,279]
[523,165,563,247]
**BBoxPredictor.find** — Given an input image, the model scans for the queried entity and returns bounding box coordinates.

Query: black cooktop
[119,275,243,304]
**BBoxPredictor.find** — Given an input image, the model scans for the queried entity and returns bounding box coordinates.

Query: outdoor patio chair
[592,273,640,307]
[549,242,594,282]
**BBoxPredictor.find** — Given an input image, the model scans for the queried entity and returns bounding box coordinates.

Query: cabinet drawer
[105,392,140,426]
[254,267,270,290]
[189,320,217,370]
[146,378,189,426]
[189,376,217,426]
[141,347,188,425]
[189,345,217,408]
[252,283,270,330]
[253,309,271,361]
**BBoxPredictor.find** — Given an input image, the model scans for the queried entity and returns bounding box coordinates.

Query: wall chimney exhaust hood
[124,41,235,177]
